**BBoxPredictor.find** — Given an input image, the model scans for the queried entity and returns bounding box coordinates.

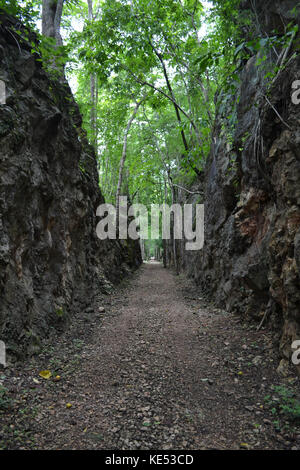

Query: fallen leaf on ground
[240,443,250,449]
[39,370,52,380]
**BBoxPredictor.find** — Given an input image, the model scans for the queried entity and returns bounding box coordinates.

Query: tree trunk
[87,0,98,151]
[171,185,179,275]
[140,239,145,260]
[90,74,97,148]
[162,178,168,268]
[42,0,64,46]
[115,98,145,232]
[150,41,189,154]
[148,41,202,177]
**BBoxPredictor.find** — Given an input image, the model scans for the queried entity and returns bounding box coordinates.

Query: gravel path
[1,262,300,450]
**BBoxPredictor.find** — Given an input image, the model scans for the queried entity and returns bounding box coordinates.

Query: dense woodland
[1,0,285,256]
[2,1,299,260]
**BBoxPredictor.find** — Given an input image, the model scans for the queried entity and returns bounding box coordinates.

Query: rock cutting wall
[0,12,142,358]
[179,1,300,371]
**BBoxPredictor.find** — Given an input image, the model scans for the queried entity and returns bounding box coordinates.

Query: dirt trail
[1,262,300,450]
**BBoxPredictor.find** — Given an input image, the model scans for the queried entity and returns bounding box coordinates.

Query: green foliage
[4,0,299,243]
[234,23,299,66]
[265,385,300,423]
[55,307,64,318]
[31,35,70,78]
[0,0,70,80]
[0,0,41,27]
[3,0,248,214]
[70,0,222,212]
[0,385,12,411]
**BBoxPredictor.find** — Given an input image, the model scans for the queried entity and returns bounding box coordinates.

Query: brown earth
[0,261,300,450]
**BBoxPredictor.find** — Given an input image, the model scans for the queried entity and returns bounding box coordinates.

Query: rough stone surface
[0,12,142,358]
[177,2,300,370]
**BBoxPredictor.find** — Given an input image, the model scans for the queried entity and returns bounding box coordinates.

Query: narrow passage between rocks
[1,262,297,450]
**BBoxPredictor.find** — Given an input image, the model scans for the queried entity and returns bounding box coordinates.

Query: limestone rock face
[0,12,141,358]
[178,1,300,367]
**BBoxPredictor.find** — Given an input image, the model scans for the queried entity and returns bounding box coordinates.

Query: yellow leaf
[66,403,72,409]
[39,370,52,380]
[240,443,250,449]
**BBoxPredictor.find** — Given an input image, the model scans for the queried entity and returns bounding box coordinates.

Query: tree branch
[124,66,201,142]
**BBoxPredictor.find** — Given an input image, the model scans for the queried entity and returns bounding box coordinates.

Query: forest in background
[1,0,299,259]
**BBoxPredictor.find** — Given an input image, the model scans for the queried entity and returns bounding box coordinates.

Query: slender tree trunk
[103,150,109,193]
[87,0,98,151]
[163,178,168,268]
[144,41,202,176]
[115,98,145,231]
[90,74,97,147]
[171,185,179,275]
[140,239,145,260]
[150,41,189,153]
[95,79,98,144]
[87,0,93,18]
[166,171,179,275]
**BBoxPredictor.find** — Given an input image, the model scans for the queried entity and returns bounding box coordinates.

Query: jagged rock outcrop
[0,12,142,358]
[179,1,300,371]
